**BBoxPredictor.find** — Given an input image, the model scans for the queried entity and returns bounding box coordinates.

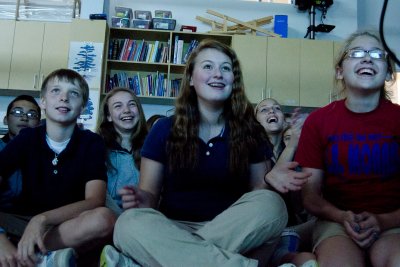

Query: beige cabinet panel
[332,41,344,102]
[40,22,71,85]
[232,35,267,104]
[300,39,334,107]
[71,19,107,43]
[267,38,300,106]
[71,19,107,89]
[333,41,343,61]
[9,21,44,90]
[0,20,15,89]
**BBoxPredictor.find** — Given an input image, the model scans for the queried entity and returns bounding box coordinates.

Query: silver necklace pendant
[52,154,58,166]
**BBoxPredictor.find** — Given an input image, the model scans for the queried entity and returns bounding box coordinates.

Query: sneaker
[100,245,140,267]
[36,248,77,267]
[300,260,318,267]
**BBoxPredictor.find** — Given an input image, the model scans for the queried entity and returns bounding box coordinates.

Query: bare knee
[84,207,116,238]
[370,234,400,267]
[315,236,365,267]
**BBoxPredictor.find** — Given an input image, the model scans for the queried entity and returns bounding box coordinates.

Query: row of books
[172,37,199,64]
[105,72,182,98]
[108,38,169,63]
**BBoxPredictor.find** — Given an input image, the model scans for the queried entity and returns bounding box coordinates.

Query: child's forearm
[39,197,104,227]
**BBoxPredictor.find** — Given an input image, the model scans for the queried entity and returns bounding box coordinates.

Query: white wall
[109,0,357,41]
[357,0,400,70]
[80,0,105,19]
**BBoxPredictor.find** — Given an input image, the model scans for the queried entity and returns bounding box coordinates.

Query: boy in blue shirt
[0,95,41,210]
[0,69,116,267]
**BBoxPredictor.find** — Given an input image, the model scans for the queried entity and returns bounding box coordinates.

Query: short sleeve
[82,132,108,183]
[141,117,172,164]
[0,128,31,178]
[295,111,325,169]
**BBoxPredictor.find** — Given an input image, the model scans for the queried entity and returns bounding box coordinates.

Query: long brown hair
[167,39,269,176]
[97,87,148,169]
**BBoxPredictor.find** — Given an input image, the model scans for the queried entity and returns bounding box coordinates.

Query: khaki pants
[313,219,400,252]
[114,189,288,267]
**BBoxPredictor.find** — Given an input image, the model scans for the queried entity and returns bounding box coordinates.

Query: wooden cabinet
[8,21,71,91]
[233,36,302,107]
[9,21,44,90]
[332,41,344,101]
[267,38,300,106]
[105,28,231,100]
[232,35,267,104]
[234,36,335,108]
[299,39,334,107]
[0,20,15,89]
[40,23,71,85]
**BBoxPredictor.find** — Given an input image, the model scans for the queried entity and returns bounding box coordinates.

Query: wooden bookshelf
[105,27,232,102]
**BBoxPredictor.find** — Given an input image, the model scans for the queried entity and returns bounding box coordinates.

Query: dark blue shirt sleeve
[0,128,30,179]
[141,117,172,164]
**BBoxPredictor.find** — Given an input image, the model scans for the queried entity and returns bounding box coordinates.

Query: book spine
[173,35,179,64]
[127,40,137,61]
[134,40,144,61]
[183,39,199,64]
[122,39,133,61]
[151,41,159,63]
[146,43,153,62]
[111,39,119,60]
[139,41,148,62]
[176,40,184,64]
[119,39,129,60]
[155,42,163,63]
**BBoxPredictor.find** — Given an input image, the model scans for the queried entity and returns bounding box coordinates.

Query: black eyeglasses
[10,108,39,120]
[345,49,387,60]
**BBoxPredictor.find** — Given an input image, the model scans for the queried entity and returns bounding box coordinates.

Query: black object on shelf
[89,14,107,20]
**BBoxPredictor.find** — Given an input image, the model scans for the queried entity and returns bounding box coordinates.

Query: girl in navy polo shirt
[101,39,296,267]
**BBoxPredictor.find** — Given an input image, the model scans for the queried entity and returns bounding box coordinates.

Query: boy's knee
[89,207,116,237]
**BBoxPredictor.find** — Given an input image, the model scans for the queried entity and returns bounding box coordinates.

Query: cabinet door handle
[33,74,38,89]
[40,74,44,89]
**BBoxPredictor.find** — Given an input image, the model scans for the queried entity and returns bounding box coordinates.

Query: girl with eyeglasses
[295,30,400,266]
